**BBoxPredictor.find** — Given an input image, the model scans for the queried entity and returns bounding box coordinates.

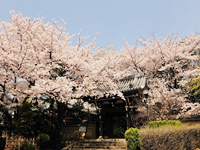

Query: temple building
[62,73,147,139]
[82,72,147,139]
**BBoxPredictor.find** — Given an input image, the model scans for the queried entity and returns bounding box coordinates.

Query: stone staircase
[63,139,127,150]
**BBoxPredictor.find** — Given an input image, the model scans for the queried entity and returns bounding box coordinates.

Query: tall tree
[2,11,200,127]
[0,11,124,149]
[121,33,200,119]
[0,11,124,106]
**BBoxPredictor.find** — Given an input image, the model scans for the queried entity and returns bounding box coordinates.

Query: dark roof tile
[97,73,146,93]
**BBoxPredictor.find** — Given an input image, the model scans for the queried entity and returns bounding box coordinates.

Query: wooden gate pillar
[98,108,103,138]
[125,106,130,129]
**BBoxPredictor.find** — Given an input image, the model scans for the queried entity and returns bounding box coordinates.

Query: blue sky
[1,0,200,50]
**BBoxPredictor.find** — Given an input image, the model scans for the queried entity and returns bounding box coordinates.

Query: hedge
[148,119,182,128]
[140,125,200,150]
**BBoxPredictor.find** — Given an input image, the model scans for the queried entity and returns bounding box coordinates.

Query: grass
[139,123,200,150]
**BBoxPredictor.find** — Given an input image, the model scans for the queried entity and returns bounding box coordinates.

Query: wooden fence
[2,132,35,150]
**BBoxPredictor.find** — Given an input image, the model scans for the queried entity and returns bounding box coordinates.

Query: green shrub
[124,128,141,150]
[148,119,182,128]
[20,141,35,150]
[36,133,50,150]
[113,124,125,138]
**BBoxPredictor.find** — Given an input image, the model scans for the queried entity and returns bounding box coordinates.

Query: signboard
[79,126,87,133]
[31,107,37,111]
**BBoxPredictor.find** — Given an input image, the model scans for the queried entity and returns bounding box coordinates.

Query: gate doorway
[103,113,126,138]
[113,116,126,138]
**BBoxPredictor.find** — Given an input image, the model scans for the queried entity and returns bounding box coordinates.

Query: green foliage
[112,116,126,138]
[148,119,182,128]
[14,102,55,138]
[113,124,125,138]
[36,133,50,150]
[188,77,200,95]
[13,101,57,149]
[0,104,13,131]
[20,141,35,150]
[14,102,37,138]
[124,128,141,150]
[187,77,200,102]
[12,99,91,150]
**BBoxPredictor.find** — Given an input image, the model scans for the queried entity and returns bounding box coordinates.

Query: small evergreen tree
[124,128,141,150]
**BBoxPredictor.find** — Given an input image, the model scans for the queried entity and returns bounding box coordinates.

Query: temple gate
[83,73,147,138]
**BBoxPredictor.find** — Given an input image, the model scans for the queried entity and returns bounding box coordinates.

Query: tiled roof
[97,73,146,93]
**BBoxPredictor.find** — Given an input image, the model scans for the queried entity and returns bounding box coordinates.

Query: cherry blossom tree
[1,10,200,128]
[121,33,200,119]
[0,11,124,106]
[0,11,126,149]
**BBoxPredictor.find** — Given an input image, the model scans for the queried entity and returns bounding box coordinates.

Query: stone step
[73,142,126,146]
[70,147,127,149]
[67,147,127,150]
[63,139,127,150]
[71,145,127,148]
[68,149,126,150]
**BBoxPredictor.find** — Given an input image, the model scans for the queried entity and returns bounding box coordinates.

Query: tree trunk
[55,101,65,150]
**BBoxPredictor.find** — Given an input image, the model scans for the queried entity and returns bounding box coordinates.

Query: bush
[124,128,141,150]
[36,133,50,150]
[148,119,182,128]
[20,141,35,150]
[140,125,200,150]
[113,124,125,138]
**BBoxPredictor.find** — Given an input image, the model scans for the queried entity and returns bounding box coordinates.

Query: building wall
[62,124,96,140]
